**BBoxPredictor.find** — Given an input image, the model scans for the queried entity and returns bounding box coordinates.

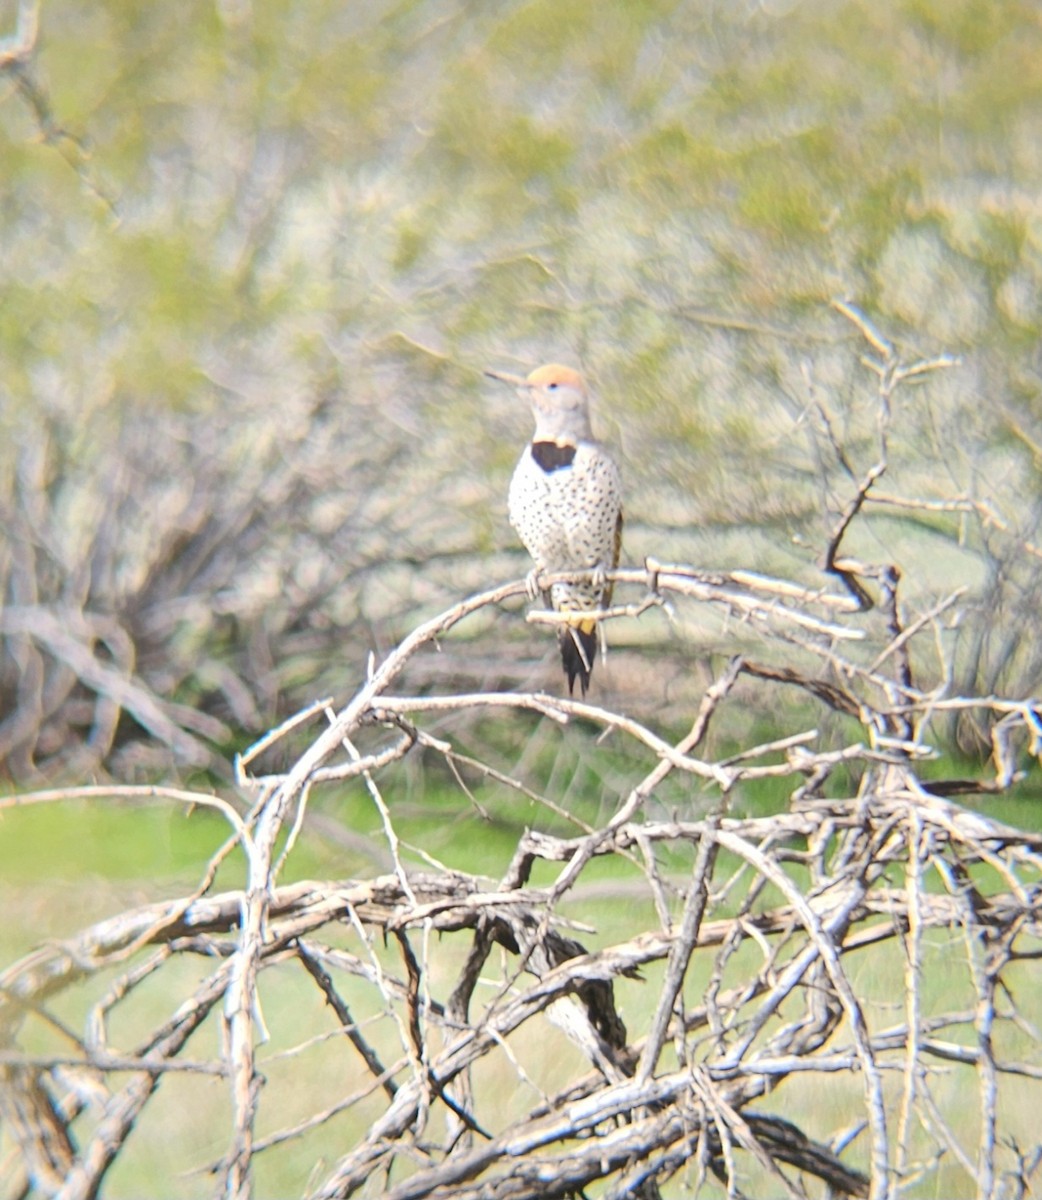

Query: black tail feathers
[558,624,597,696]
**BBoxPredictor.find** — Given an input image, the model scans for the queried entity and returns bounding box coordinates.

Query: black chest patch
[531,441,576,472]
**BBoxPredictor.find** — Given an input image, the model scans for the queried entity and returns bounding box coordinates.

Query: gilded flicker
[486,363,623,695]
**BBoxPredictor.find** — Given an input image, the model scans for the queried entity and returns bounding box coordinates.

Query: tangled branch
[3,547,1042,1199]
[3,313,1042,1200]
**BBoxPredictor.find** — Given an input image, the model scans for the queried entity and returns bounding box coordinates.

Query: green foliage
[3,0,1042,782]
[5,8,1042,1196]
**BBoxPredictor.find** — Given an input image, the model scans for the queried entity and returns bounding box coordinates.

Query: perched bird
[486,363,623,695]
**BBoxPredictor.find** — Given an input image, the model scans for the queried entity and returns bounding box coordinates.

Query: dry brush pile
[3,315,1042,1200]
[4,560,1042,1200]
[6,2,1042,1193]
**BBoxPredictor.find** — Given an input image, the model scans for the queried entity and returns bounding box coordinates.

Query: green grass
[4,750,1040,1195]
[6,0,1042,1189]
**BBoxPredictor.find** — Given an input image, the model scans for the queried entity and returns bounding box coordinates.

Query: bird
[485,363,623,696]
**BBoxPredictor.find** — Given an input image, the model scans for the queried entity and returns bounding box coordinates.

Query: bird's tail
[558,618,598,697]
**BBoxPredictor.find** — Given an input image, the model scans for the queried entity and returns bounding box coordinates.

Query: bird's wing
[604,508,623,609]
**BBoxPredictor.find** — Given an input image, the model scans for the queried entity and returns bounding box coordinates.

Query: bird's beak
[483,368,529,388]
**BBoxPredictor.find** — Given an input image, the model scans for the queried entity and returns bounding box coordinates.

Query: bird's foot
[591,562,608,595]
[524,567,544,602]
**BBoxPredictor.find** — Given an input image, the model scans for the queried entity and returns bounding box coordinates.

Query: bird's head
[485,362,593,443]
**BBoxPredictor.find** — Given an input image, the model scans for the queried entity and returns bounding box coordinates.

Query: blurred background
[2,0,1042,787]
[3,0,1042,784]
[6,5,1042,1194]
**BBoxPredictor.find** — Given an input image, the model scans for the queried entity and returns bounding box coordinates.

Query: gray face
[529,378,586,419]
[485,363,595,444]
[521,367,593,443]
